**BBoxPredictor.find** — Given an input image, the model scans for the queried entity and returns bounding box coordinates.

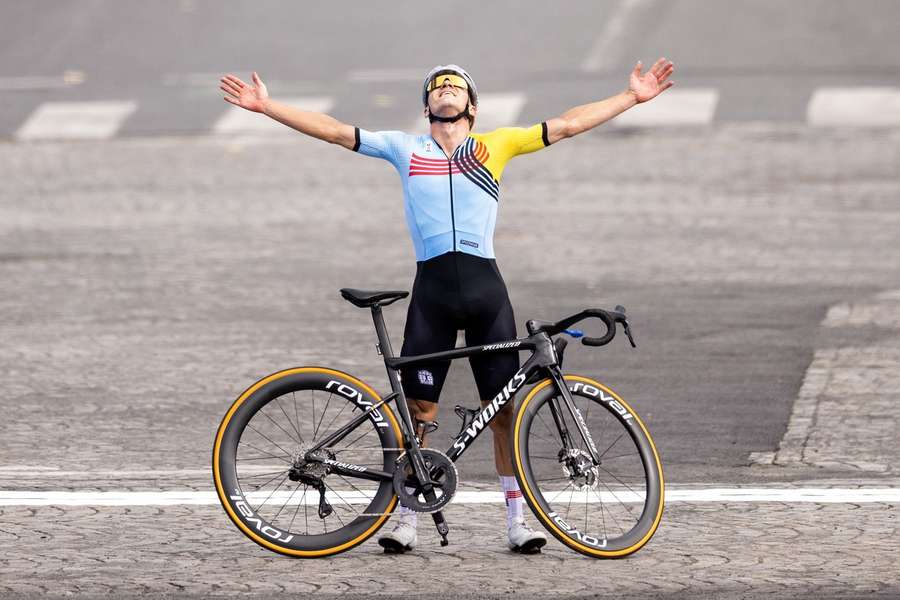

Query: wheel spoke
[257,473,290,510]
[258,405,303,446]
[238,469,290,480]
[243,469,289,492]
[598,465,643,499]
[287,485,307,534]
[270,483,302,524]
[239,440,293,463]
[245,423,294,459]
[313,392,334,440]
[318,398,352,444]
[599,432,626,460]
[275,396,306,445]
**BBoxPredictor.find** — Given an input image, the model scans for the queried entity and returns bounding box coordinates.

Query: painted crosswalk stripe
[613,88,718,127]
[412,92,526,135]
[807,87,900,126]
[581,0,650,72]
[348,68,423,83]
[0,71,85,91]
[473,93,527,131]
[1,487,897,506]
[15,101,137,141]
[213,96,334,134]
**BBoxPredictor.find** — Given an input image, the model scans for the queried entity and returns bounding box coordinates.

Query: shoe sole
[378,538,415,554]
[510,537,547,554]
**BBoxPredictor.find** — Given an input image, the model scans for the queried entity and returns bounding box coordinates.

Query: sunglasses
[426,73,469,93]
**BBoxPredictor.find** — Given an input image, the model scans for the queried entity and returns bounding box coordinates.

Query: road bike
[212,287,664,558]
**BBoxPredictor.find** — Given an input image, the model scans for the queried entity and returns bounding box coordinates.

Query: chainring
[392,448,458,513]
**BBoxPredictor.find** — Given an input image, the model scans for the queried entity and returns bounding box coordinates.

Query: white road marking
[0,71,85,91]
[213,96,334,135]
[473,93,527,131]
[581,0,651,72]
[348,68,424,83]
[15,101,137,141]
[613,88,718,127]
[1,488,896,506]
[163,72,233,87]
[807,87,900,126]
[413,92,527,135]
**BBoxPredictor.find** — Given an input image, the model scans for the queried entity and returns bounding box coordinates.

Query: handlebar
[526,305,636,348]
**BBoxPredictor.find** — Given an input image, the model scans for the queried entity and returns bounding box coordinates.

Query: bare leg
[485,397,515,476]
[391,397,439,526]
[406,397,439,445]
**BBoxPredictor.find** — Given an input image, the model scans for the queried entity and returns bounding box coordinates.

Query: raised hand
[220,72,269,113]
[628,58,674,103]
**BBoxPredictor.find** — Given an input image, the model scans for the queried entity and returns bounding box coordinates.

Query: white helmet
[422,64,478,107]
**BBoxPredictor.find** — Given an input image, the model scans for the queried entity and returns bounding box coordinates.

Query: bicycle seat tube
[368,303,436,491]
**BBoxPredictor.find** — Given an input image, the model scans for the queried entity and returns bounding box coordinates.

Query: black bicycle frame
[308,303,599,485]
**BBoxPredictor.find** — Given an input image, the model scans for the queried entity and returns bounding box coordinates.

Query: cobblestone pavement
[752,290,900,473]
[0,496,898,600]
[2,126,899,598]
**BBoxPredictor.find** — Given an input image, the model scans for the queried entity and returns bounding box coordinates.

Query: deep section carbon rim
[214,368,401,556]
[515,376,663,556]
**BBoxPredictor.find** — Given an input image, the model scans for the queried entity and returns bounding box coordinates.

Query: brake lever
[612,305,636,348]
[622,321,637,348]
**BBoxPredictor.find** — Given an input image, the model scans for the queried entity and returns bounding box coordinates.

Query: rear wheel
[513,375,664,558]
[212,367,403,557]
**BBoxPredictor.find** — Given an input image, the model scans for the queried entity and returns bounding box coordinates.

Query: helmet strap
[428,108,469,124]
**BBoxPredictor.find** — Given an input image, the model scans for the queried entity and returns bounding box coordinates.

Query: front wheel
[212,367,403,557]
[513,375,664,558]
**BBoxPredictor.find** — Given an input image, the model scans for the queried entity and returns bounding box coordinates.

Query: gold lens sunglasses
[427,74,469,93]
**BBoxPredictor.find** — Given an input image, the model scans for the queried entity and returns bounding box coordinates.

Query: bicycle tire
[513,374,664,558]
[213,367,403,557]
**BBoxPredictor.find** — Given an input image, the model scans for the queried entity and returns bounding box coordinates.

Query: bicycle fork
[546,367,604,466]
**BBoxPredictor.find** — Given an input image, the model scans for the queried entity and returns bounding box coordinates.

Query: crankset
[392,448,458,513]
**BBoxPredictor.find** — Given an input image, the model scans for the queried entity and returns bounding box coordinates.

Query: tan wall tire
[512,375,664,558]
[212,366,403,558]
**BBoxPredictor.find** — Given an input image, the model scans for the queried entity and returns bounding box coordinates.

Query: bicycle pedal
[432,510,450,546]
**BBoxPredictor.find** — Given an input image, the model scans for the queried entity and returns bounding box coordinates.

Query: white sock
[500,475,524,529]
[398,487,417,527]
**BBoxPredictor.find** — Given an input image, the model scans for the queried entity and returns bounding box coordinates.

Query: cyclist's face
[427,76,470,116]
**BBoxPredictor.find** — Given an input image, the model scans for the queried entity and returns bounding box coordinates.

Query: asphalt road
[1,2,899,599]
[2,1,900,136]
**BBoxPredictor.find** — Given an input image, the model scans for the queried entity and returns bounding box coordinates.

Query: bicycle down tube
[305,304,604,481]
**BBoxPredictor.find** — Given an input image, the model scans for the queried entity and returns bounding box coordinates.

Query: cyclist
[219,58,674,554]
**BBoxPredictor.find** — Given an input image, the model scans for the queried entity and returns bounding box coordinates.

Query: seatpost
[370,304,412,424]
[370,304,396,358]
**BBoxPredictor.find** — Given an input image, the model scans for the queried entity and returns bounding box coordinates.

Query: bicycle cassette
[393,448,458,513]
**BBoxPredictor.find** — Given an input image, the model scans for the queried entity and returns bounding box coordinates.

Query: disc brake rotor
[393,449,458,513]
[561,448,599,491]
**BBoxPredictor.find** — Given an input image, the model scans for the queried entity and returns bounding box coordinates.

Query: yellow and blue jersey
[353,123,550,261]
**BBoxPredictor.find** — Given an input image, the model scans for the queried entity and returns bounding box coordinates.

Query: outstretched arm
[544,57,674,144]
[220,72,356,150]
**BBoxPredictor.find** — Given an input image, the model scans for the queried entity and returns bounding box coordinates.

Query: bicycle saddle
[339,288,409,308]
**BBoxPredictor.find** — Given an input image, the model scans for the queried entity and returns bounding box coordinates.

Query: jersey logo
[409,153,461,177]
[418,370,434,385]
[454,138,499,201]
[408,139,499,201]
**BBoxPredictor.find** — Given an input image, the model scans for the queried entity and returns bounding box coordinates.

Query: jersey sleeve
[352,128,407,169]
[474,122,551,182]
[485,122,550,161]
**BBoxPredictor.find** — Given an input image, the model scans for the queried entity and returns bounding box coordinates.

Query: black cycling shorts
[400,251,520,403]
